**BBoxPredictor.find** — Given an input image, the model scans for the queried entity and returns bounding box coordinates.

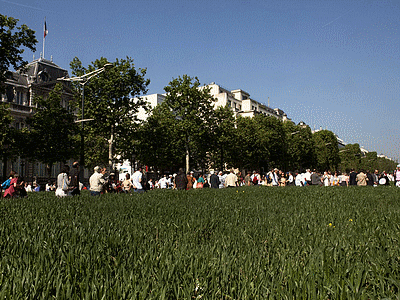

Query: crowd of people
[2,163,400,198]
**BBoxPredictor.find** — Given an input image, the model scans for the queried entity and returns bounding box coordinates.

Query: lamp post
[58,63,113,179]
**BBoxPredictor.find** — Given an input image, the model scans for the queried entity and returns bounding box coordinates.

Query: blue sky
[2,0,399,161]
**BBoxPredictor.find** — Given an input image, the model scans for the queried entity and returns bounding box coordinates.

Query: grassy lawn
[1,186,400,299]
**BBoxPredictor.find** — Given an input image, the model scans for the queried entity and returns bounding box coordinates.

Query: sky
[2,0,400,161]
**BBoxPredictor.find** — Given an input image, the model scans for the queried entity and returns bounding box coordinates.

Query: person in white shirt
[287,171,294,186]
[295,171,303,186]
[304,169,311,185]
[218,171,226,189]
[224,169,237,187]
[158,175,168,189]
[89,166,105,196]
[271,168,279,186]
[132,167,144,193]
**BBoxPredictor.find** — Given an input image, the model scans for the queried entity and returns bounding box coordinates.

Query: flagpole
[43,17,46,59]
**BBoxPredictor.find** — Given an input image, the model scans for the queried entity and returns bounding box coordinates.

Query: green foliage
[312,130,340,171]
[2,187,400,298]
[339,147,397,173]
[234,114,286,171]
[163,75,216,171]
[69,57,150,168]
[135,102,185,172]
[208,105,237,170]
[24,83,78,171]
[0,102,13,149]
[283,122,313,171]
[235,116,269,170]
[339,143,362,172]
[0,14,37,93]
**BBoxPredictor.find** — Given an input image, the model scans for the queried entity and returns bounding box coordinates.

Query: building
[137,82,291,122]
[0,57,75,184]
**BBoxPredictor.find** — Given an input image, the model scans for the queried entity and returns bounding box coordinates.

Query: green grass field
[1,186,400,299]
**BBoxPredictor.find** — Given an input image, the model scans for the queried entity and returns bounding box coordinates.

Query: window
[16,91,21,104]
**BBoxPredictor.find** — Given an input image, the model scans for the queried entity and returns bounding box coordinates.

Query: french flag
[44,20,48,38]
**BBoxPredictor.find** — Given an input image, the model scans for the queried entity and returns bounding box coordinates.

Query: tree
[338,143,362,172]
[0,14,37,93]
[312,130,340,171]
[257,114,286,170]
[69,57,150,169]
[0,102,16,180]
[135,102,185,172]
[283,122,313,172]
[208,105,238,171]
[24,83,79,179]
[163,75,216,172]
[235,115,269,171]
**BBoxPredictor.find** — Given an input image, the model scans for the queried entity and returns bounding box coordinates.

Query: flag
[44,20,48,38]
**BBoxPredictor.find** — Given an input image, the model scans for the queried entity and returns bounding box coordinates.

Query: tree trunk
[185,135,190,173]
[46,162,53,182]
[108,125,114,171]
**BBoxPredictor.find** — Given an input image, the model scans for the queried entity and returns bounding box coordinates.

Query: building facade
[137,82,290,122]
[1,58,75,184]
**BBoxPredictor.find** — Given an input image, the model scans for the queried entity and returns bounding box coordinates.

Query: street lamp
[58,63,113,179]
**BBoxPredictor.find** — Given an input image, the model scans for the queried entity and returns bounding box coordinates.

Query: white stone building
[136,82,290,122]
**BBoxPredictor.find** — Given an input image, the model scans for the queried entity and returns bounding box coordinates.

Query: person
[45,181,52,192]
[366,170,374,186]
[373,169,379,186]
[379,171,390,186]
[287,171,294,186]
[218,171,226,189]
[322,171,330,187]
[104,173,118,193]
[25,182,32,192]
[295,170,303,186]
[252,171,259,185]
[69,161,80,196]
[203,179,210,188]
[1,171,13,193]
[271,169,279,186]
[196,175,204,189]
[279,171,286,186]
[225,169,237,187]
[55,165,70,197]
[304,169,312,185]
[33,182,40,192]
[159,175,169,189]
[148,178,154,190]
[331,172,339,186]
[349,169,357,186]
[132,167,144,193]
[121,173,133,193]
[186,172,196,190]
[209,170,220,189]
[244,171,252,186]
[3,172,20,198]
[167,175,173,189]
[89,166,105,196]
[356,170,367,186]
[340,172,349,187]
[311,170,322,186]
[394,165,400,187]
[174,168,188,190]
[18,176,27,197]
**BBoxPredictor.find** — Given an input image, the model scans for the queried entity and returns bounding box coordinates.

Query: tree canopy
[163,75,216,172]
[0,14,37,93]
[24,83,79,178]
[69,56,150,169]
